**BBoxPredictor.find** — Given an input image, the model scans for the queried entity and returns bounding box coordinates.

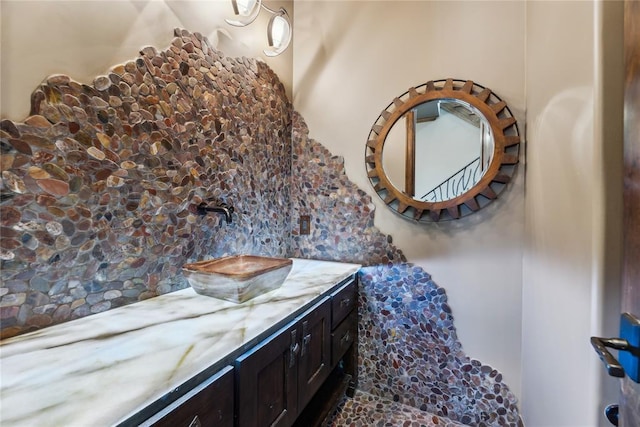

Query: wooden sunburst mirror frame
[365,78,521,222]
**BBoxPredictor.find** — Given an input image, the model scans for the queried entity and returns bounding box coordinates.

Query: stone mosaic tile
[355,264,522,426]
[0,27,522,426]
[0,28,292,338]
[325,390,467,427]
[289,111,406,266]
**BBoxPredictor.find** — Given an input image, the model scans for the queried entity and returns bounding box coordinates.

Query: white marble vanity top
[0,258,360,427]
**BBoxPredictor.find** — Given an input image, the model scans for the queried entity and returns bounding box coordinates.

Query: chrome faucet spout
[197,202,234,224]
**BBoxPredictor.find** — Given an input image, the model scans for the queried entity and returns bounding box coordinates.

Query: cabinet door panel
[236,325,298,427]
[141,365,234,427]
[257,355,288,425]
[297,297,331,409]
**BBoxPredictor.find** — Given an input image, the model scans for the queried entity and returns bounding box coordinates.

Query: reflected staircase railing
[420,157,482,202]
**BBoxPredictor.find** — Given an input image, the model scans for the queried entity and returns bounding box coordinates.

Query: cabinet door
[141,365,234,427]
[297,297,331,410]
[236,324,299,427]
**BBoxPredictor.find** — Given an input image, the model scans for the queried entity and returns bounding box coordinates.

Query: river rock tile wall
[0,28,291,339]
[357,265,521,426]
[289,111,406,265]
[325,390,467,427]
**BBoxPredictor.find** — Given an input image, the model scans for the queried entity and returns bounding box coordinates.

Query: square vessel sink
[182,255,293,303]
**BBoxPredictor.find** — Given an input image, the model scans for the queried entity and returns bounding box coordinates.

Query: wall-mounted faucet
[197,202,234,224]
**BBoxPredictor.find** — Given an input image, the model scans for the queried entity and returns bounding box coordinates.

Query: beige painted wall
[293,0,526,401]
[523,1,597,423]
[0,0,293,122]
[293,1,623,426]
[523,1,623,426]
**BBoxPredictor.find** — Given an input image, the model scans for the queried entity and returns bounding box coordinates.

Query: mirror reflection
[382,99,494,203]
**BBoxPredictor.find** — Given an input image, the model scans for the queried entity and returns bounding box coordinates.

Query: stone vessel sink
[182,255,293,303]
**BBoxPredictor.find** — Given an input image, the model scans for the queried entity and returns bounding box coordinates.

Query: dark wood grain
[144,366,234,427]
[297,299,332,410]
[236,324,298,427]
[330,280,357,329]
[622,0,640,317]
[405,109,416,197]
[235,279,358,427]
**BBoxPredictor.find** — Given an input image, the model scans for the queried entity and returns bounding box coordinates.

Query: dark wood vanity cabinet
[236,276,358,427]
[293,279,359,427]
[141,366,234,427]
[137,275,358,427]
[235,297,332,427]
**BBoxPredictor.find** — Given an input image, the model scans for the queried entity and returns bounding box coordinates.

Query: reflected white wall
[415,110,481,200]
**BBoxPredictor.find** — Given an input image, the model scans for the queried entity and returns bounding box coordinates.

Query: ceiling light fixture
[225,0,292,57]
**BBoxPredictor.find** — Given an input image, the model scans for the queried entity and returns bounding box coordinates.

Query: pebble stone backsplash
[0,28,520,425]
[290,110,407,265]
[0,28,292,339]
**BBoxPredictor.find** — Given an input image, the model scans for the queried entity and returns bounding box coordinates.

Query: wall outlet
[300,215,311,235]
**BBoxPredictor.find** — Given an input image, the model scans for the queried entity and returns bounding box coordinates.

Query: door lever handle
[590,337,630,377]
[590,313,640,382]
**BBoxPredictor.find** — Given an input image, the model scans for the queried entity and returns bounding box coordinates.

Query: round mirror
[382,98,495,203]
[366,79,520,222]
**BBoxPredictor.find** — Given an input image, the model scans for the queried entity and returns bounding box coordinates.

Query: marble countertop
[0,258,360,427]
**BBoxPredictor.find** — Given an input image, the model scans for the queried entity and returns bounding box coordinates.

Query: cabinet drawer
[331,279,356,329]
[331,312,356,365]
[141,365,234,427]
